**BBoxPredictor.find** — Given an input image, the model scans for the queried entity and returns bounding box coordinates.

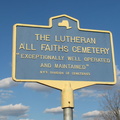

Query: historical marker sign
[12,14,116,90]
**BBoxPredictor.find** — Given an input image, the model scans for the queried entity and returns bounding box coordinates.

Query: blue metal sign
[12,14,116,85]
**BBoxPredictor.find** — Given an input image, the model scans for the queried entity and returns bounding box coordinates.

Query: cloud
[78,89,96,97]
[0,103,29,118]
[44,106,63,114]
[0,90,13,104]
[75,89,105,99]
[24,82,53,92]
[115,66,120,85]
[0,90,13,98]
[117,66,120,76]
[82,110,101,118]
[82,110,111,120]
[0,77,19,88]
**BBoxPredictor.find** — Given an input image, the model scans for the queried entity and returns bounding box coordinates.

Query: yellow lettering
[40,63,52,68]
[54,35,96,44]
[50,71,64,74]
[40,71,48,74]
[19,43,25,49]
[26,44,36,51]
[72,72,90,76]
[67,56,81,61]
[54,64,87,69]
[90,38,96,44]
[26,44,31,50]
[75,36,81,43]
[19,43,36,51]
[35,34,39,40]
[40,44,69,52]
[84,57,110,63]
[72,46,110,55]
[104,48,109,54]
[95,47,100,54]
[35,34,50,41]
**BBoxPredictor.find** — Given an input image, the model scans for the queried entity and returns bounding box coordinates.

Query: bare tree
[100,90,120,120]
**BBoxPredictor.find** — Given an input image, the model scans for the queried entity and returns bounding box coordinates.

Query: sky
[1,0,120,120]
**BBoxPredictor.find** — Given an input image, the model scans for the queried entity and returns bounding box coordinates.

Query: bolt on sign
[12,14,116,90]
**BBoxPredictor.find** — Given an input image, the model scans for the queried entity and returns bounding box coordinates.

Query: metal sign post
[62,83,74,120]
[12,14,116,120]
[63,108,73,120]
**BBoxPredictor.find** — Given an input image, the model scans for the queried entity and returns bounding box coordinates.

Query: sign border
[12,14,116,90]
